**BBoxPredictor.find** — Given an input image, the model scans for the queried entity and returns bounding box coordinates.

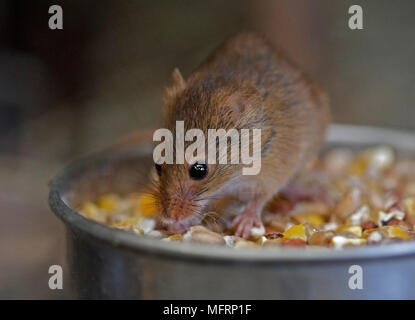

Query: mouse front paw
[231,208,262,239]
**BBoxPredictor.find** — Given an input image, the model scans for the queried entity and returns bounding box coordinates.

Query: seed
[322,222,339,231]
[97,194,119,212]
[348,156,369,177]
[292,213,325,228]
[333,188,362,220]
[234,240,260,249]
[406,215,415,228]
[256,236,268,245]
[367,146,395,172]
[361,220,378,231]
[346,205,371,226]
[183,226,225,245]
[384,226,410,240]
[403,197,415,216]
[80,201,107,223]
[282,224,307,241]
[308,231,334,246]
[378,210,405,226]
[250,224,265,239]
[331,236,367,249]
[161,234,182,242]
[323,148,353,176]
[281,239,307,247]
[223,235,238,247]
[137,218,156,234]
[386,219,409,228]
[336,225,363,238]
[112,219,137,231]
[367,231,383,244]
[146,230,166,239]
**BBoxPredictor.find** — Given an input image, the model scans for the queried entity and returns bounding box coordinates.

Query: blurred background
[0,0,414,299]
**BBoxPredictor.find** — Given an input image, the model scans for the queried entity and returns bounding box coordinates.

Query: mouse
[152,32,330,238]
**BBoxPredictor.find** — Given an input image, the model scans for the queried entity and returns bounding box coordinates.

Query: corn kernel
[384,226,410,240]
[348,156,368,176]
[161,234,182,242]
[234,240,260,249]
[404,197,415,216]
[80,201,98,217]
[282,224,307,241]
[305,214,325,227]
[345,205,370,226]
[80,202,106,223]
[292,213,325,228]
[112,218,137,230]
[333,188,362,219]
[97,194,119,212]
[367,146,395,172]
[308,231,334,246]
[362,227,381,239]
[336,225,363,237]
[331,236,367,249]
[377,210,405,226]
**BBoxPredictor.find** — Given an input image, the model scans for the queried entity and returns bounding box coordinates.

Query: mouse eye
[155,163,162,176]
[189,162,208,180]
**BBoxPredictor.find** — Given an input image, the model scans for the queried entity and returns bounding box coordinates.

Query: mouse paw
[231,209,262,239]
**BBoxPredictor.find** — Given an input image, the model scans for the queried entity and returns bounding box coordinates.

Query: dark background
[0,0,414,298]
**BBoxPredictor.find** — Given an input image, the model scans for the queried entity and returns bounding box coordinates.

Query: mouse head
[152,68,264,233]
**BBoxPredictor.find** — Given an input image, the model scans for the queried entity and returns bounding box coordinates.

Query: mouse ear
[165,68,186,101]
[172,68,186,90]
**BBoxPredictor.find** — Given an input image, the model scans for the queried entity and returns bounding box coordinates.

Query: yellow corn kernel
[336,225,363,238]
[404,197,415,216]
[112,219,134,229]
[97,194,119,212]
[80,201,107,223]
[305,214,325,227]
[348,156,368,177]
[292,214,325,227]
[138,194,158,217]
[283,224,307,241]
[80,201,98,217]
[162,234,182,242]
[385,226,410,240]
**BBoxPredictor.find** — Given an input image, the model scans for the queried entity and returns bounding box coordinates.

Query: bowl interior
[49,124,415,263]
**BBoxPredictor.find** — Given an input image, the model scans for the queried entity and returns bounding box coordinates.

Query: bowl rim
[49,124,415,264]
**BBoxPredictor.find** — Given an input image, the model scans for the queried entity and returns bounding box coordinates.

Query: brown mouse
[152,32,330,238]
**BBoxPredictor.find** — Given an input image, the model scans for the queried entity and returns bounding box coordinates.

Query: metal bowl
[49,124,415,299]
